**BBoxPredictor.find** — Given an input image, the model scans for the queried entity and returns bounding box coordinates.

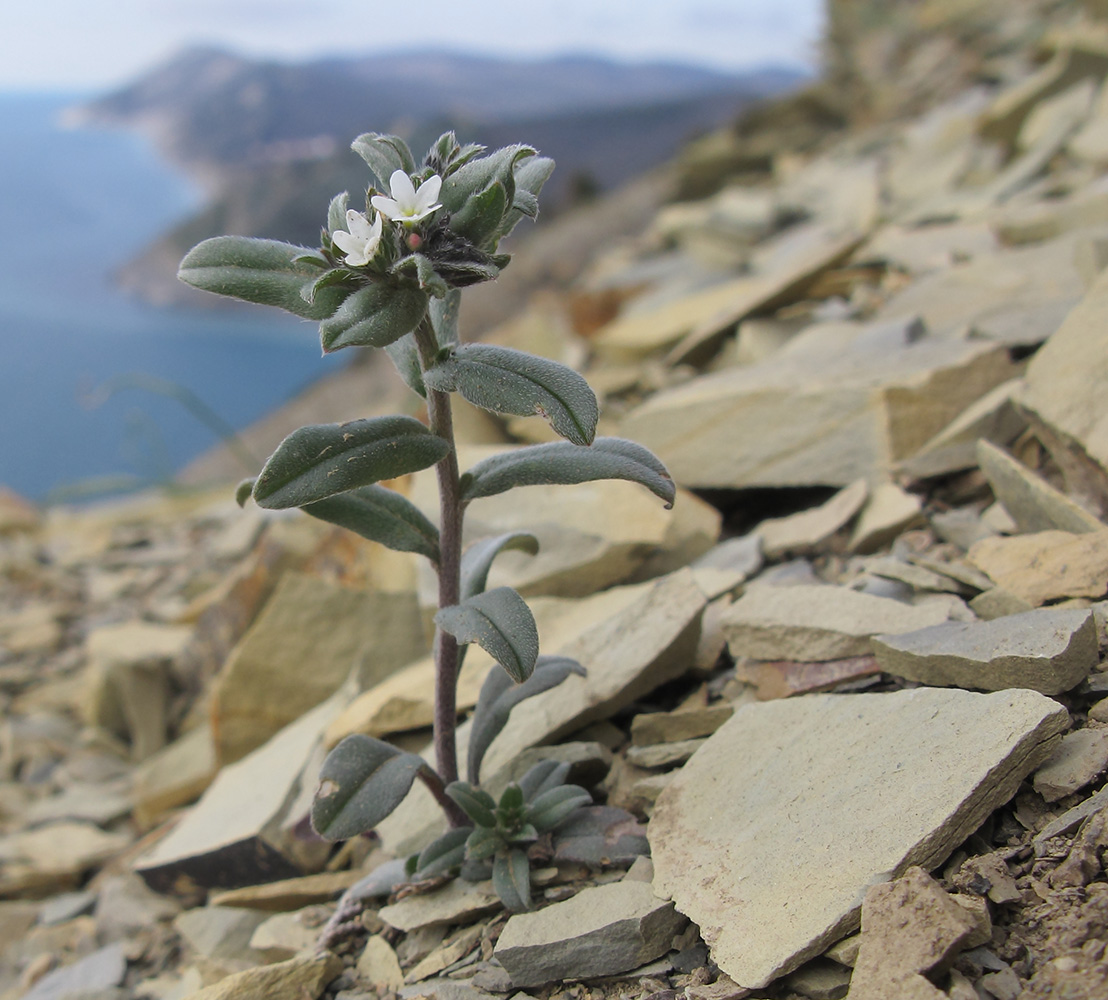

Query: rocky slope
[6,2,1108,999]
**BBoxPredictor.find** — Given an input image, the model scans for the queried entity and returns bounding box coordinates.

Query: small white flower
[332,209,383,266]
[372,169,443,224]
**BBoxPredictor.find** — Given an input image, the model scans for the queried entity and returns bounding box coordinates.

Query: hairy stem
[417,762,466,828]
[414,316,466,812]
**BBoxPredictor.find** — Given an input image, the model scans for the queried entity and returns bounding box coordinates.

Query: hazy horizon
[2,1,822,92]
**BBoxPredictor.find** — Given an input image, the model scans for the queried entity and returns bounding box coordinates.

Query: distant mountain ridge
[76,46,805,309]
[78,46,802,181]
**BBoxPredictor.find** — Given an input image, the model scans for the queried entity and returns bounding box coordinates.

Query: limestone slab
[1022,264,1108,481]
[872,607,1099,695]
[849,483,924,553]
[134,690,346,893]
[1033,728,1108,801]
[211,572,425,765]
[182,953,342,1000]
[976,439,1103,534]
[378,878,501,932]
[494,880,685,987]
[967,529,1108,605]
[757,479,868,558]
[721,584,950,662]
[620,321,1017,490]
[649,688,1069,988]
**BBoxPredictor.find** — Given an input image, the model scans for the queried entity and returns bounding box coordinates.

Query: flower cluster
[331,170,443,267]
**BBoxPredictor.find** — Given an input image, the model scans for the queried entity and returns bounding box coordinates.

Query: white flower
[332,209,383,266]
[372,169,442,224]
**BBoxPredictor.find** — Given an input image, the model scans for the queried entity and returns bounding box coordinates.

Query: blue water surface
[0,92,342,500]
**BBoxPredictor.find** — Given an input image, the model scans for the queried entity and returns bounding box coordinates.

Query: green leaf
[449,181,509,248]
[435,587,539,685]
[440,144,535,216]
[498,783,525,814]
[423,344,598,446]
[519,759,571,800]
[178,236,347,320]
[252,416,449,509]
[500,156,555,238]
[465,825,504,862]
[551,806,650,868]
[234,478,256,508]
[319,283,428,353]
[303,266,357,306]
[392,253,448,298]
[301,484,441,562]
[384,334,426,397]
[460,532,540,601]
[467,656,586,784]
[311,734,424,841]
[446,781,498,827]
[461,437,675,507]
[413,827,471,878]
[327,191,350,235]
[430,289,461,348]
[493,847,532,911]
[527,785,592,833]
[351,133,416,188]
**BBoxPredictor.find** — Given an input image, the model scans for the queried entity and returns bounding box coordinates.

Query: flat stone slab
[722,584,951,662]
[649,688,1069,989]
[967,529,1108,605]
[872,607,1099,695]
[494,879,685,987]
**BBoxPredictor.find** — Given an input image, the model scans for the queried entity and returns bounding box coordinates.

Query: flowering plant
[178,131,674,910]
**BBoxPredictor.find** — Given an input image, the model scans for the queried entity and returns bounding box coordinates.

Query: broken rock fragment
[872,607,1099,695]
[494,879,684,987]
[847,867,978,1000]
[722,583,950,662]
[649,688,1068,989]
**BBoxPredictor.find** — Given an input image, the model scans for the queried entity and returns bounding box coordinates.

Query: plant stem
[417,763,465,827]
[414,316,466,817]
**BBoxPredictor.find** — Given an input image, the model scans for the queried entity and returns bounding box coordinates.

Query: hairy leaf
[423,344,598,446]
[551,806,650,867]
[493,847,532,911]
[449,180,509,248]
[440,144,536,217]
[467,656,586,784]
[252,416,449,509]
[461,437,675,507]
[460,532,540,601]
[446,781,497,827]
[465,825,504,862]
[435,587,539,685]
[311,734,424,841]
[392,253,448,298]
[351,133,416,188]
[327,191,350,235]
[518,759,571,801]
[234,477,256,508]
[430,288,462,348]
[527,784,592,833]
[178,236,346,320]
[413,827,471,878]
[500,156,555,238]
[302,484,441,562]
[319,283,427,353]
[384,334,426,397]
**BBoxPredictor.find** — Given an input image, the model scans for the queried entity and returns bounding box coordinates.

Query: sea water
[0,92,342,500]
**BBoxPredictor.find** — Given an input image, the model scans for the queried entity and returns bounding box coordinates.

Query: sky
[1,0,824,92]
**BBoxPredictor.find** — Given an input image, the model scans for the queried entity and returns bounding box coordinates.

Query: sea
[0,92,343,501]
